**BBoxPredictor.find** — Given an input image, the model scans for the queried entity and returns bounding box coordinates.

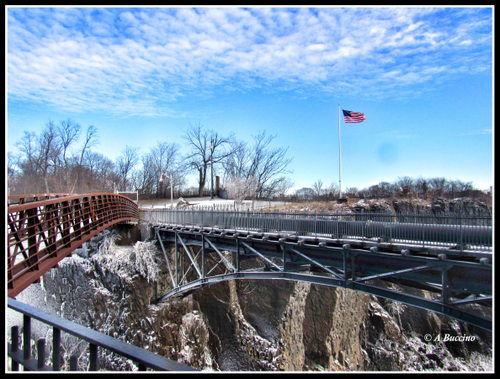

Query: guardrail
[7,298,197,371]
[142,209,492,252]
[8,193,140,298]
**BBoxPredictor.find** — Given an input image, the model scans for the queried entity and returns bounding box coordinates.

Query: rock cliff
[269,197,492,218]
[20,226,491,372]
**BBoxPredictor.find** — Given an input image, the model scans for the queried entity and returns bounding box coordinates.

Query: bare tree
[428,177,448,198]
[220,131,293,199]
[84,151,115,192]
[7,152,19,194]
[448,179,474,199]
[294,187,315,202]
[69,125,98,193]
[459,181,475,198]
[271,176,295,198]
[58,119,81,167]
[366,181,396,199]
[414,177,429,198]
[226,176,258,202]
[344,187,360,198]
[133,153,156,197]
[133,141,181,198]
[183,123,234,197]
[247,131,293,198]
[151,141,179,198]
[14,131,37,165]
[115,146,140,191]
[36,121,61,193]
[395,176,415,197]
[326,182,340,199]
[312,179,324,198]
[56,119,80,191]
[221,139,250,180]
[13,131,39,192]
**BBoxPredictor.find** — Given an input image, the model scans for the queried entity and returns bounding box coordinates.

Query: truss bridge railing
[141,208,492,252]
[8,193,139,298]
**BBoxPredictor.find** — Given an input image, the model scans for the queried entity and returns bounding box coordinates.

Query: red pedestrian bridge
[7,193,139,299]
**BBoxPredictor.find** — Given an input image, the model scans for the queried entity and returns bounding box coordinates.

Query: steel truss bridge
[143,208,493,331]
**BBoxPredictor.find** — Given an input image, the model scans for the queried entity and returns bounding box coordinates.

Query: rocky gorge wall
[271,197,492,218]
[11,224,492,372]
[351,197,491,217]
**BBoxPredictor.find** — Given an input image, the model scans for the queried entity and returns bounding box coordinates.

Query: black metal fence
[142,208,492,251]
[7,298,197,372]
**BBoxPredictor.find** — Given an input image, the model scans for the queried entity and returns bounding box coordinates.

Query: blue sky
[6,6,493,192]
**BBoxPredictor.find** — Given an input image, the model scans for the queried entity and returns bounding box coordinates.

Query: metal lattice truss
[154,225,492,331]
[7,193,140,298]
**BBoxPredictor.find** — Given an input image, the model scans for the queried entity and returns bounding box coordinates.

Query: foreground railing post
[459,212,463,251]
[11,326,19,371]
[419,214,425,249]
[37,338,46,370]
[53,327,61,371]
[89,343,99,371]
[70,355,78,371]
[23,314,31,363]
[440,255,449,305]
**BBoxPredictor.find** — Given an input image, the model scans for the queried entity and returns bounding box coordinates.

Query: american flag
[342,109,366,123]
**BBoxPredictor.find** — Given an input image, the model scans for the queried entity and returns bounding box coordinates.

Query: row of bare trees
[353,176,489,200]
[8,119,102,194]
[291,176,490,202]
[8,120,295,200]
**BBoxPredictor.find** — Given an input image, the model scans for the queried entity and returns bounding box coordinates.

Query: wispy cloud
[460,128,493,136]
[7,7,492,117]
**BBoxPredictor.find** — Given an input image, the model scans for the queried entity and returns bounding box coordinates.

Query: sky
[6,6,493,193]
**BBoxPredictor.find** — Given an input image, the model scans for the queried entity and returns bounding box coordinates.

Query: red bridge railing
[7,193,139,298]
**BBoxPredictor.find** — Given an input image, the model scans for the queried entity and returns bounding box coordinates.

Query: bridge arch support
[152,225,492,331]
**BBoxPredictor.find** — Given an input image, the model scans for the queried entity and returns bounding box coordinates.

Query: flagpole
[338,103,342,199]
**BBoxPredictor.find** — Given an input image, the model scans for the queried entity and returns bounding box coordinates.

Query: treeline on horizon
[8,118,491,203]
[291,176,492,204]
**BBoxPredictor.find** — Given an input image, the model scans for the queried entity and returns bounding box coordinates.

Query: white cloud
[7,6,492,117]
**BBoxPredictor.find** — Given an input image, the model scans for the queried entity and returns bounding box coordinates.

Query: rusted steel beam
[7,193,72,206]
[7,193,139,298]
